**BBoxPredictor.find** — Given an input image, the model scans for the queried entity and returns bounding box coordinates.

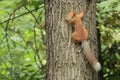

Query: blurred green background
[0,0,119,80]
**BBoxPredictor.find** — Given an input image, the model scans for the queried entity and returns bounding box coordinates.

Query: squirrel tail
[82,41,101,72]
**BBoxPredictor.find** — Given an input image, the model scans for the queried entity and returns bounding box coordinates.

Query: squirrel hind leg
[73,37,82,43]
[72,33,82,43]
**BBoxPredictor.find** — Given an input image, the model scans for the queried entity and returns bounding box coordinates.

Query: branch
[24,6,45,71]
[0,6,44,25]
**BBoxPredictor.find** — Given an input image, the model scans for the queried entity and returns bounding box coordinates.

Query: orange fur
[66,10,88,43]
[66,10,101,72]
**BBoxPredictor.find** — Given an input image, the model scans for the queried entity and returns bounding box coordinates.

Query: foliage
[96,0,120,80]
[0,0,45,80]
[0,0,119,80]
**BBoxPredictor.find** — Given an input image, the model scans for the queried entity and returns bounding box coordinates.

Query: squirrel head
[66,9,76,25]
[66,10,85,25]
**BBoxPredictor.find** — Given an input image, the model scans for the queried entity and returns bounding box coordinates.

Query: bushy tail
[82,41,101,72]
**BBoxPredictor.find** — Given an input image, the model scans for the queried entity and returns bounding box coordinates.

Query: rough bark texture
[45,0,99,80]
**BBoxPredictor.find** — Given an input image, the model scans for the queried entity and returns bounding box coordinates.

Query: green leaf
[115,53,120,60]
[114,4,120,11]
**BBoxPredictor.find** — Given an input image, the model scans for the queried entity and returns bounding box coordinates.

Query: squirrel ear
[73,12,76,16]
[78,10,85,18]
[67,9,71,13]
[73,9,76,16]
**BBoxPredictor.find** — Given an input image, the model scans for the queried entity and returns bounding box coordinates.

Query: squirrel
[66,10,101,72]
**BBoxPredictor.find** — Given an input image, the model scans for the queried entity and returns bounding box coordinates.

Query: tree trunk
[45,0,99,80]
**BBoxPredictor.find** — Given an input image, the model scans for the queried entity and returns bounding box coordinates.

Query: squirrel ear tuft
[67,9,71,13]
[73,9,76,16]
[73,12,76,16]
[78,10,85,18]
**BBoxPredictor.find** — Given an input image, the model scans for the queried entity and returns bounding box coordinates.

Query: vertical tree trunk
[45,0,99,80]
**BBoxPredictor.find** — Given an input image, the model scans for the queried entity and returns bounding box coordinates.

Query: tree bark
[45,0,99,80]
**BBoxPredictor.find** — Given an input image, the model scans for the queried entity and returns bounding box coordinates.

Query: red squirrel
[66,10,101,72]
